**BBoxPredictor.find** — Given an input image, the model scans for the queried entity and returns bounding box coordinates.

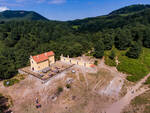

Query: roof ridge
[32,51,54,63]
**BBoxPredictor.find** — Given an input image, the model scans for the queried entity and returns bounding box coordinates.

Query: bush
[126,43,141,59]
[109,50,115,60]
[3,79,19,87]
[145,77,150,84]
[66,84,71,89]
[57,87,63,94]
[0,94,10,113]
[94,39,104,58]
[105,56,116,67]
[94,60,98,65]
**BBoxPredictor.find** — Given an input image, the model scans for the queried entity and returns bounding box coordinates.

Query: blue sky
[0,0,150,21]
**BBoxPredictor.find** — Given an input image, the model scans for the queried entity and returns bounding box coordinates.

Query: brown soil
[0,58,148,113]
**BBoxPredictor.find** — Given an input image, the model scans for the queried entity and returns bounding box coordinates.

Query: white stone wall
[60,55,92,68]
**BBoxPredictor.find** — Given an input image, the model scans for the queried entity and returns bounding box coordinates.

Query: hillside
[0,10,48,21]
[0,4,150,83]
[69,5,150,32]
[109,4,150,15]
[1,4,150,113]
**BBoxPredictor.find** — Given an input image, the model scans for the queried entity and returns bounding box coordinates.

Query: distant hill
[109,4,150,15]
[0,10,48,21]
[68,4,150,32]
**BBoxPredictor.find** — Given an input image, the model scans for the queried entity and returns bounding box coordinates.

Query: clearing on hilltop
[0,4,150,113]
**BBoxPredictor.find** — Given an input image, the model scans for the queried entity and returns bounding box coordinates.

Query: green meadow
[105,48,150,82]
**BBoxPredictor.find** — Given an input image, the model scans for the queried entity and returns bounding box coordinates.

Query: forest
[0,4,150,80]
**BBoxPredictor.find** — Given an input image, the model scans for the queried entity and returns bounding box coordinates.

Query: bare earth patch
[0,59,144,113]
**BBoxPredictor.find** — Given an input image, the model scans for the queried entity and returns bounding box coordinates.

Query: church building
[30,51,55,72]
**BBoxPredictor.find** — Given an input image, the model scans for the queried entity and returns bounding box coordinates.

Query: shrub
[109,50,115,60]
[0,94,10,113]
[57,87,63,94]
[94,60,98,65]
[105,56,116,67]
[94,39,104,58]
[126,43,141,59]
[145,77,150,84]
[66,84,71,89]
[3,79,19,87]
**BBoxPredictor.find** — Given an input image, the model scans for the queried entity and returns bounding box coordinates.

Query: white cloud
[49,0,66,4]
[0,6,9,12]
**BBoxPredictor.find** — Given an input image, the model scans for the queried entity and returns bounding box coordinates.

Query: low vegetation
[105,48,150,82]
[123,91,150,113]
[0,94,10,113]
[145,77,150,84]
[3,74,25,87]
[94,60,98,66]
[105,56,116,67]
[66,84,71,89]
[57,86,63,94]
[4,78,19,87]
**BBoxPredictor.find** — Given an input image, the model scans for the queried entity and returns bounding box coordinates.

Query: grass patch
[145,76,150,84]
[3,74,25,87]
[105,47,150,82]
[3,79,19,87]
[144,106,150,113]
[118,56,149,82]
[72,25,79,30]
[105,56,116,66]
[131,96,149,105]
[104,48,117,67]
[128,91,150,113]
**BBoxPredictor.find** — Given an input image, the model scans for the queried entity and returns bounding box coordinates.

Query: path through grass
[105,48,150,82]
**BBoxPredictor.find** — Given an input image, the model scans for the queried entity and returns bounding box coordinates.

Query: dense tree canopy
[94,39,104,58]
[126,42,142,59]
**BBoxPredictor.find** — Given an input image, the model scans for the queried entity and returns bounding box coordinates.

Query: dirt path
[99,58,126,79]
[104,73,150,113]
[81,67,89,88]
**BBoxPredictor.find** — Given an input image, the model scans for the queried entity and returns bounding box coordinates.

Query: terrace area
[18,61,74,82]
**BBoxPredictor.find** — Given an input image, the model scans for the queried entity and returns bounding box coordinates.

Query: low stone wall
[18,67,45,82]
[60,55,93,68]
[18,64,75,83]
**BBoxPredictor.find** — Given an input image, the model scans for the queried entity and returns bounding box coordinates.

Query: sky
[0,0,150,21]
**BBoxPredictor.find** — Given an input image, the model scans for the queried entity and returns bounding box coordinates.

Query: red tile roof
[90,64,96,68]
[32,51,54,63]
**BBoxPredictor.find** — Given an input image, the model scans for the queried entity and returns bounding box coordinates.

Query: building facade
[30,51,55,72]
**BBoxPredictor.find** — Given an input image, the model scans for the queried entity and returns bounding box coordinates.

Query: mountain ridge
[0,10,48,21]
[109,4,150,15]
